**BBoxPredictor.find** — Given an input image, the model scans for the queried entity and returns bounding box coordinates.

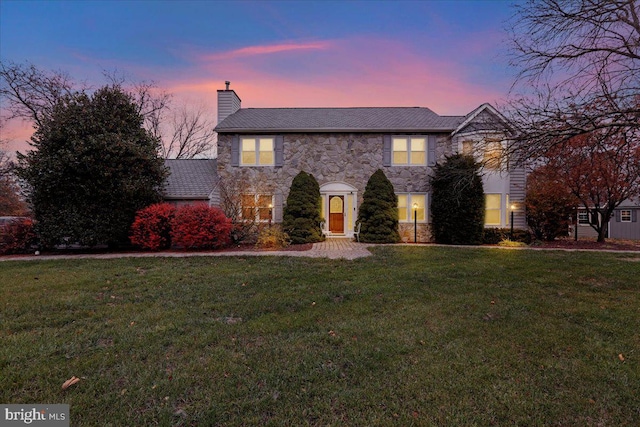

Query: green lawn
[1,247,639,426]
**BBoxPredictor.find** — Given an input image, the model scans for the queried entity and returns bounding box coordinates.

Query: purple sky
[1,0,516,153]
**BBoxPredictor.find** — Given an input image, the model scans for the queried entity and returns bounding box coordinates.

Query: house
[576,199,640,240]
[214,82,526,242]
[163,159,219,207]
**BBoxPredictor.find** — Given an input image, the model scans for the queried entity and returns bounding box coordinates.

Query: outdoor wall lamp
[268,203,273,227]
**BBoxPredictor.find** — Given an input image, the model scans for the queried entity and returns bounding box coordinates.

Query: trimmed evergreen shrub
[430,154,484,245]
[357,169,400,243]
[129,203,176,251]
[170,204,232,249]
[283,171,324,244]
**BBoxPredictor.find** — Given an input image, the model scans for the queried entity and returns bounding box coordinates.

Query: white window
[620,210,631,222]
[483,140,503,170]
[241,194,273,221]
[392,137,426,165]
[485,194,502,225]
[241,137,274,166]
[578,211,590,225]
[398,193,427,222]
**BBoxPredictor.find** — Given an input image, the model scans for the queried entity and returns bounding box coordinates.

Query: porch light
[268,203,273,227]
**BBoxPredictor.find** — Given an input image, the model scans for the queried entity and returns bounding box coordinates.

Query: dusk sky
[1,0,517,153]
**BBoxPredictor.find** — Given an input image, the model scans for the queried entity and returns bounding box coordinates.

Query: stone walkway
[0,238,373,262]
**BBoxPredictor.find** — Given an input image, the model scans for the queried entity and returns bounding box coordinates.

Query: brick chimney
[217,81,241,124]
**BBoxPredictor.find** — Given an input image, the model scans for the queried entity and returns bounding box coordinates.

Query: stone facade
[218,133,452,194]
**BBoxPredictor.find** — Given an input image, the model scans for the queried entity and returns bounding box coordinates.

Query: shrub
[0,218,37,255]
[129,203,176,251]
[526,166,576,241]
[431,154,485,245]
[498,239,528,248]
[255,226,290,250]
[357,169,400,243]
[283,171,324,244]
[170,204,232,249]
[483,228,532,245]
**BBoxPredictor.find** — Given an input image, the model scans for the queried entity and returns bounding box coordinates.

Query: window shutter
[273,193,284,223]
[383,135,391,166]
[231,135,240,166]
[275,135,284,167]
[428,135,437,166]
[615,210,621,222]
[633,209,638,222]
[590,211,598,226]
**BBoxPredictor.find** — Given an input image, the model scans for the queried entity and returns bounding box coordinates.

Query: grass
[1,247,639,426]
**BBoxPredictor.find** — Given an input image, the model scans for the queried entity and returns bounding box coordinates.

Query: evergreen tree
[283,171,323,244]
[357,169,400,243]
[16,85,167,248]
[430,154,484,244]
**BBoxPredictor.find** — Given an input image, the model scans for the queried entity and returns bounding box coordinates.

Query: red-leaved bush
[0,218,37,255]
[129,203,176,250]
[170,204,232,249]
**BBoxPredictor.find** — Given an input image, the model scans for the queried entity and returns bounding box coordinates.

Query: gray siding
[609,207,640,239]
[509,165,527,229]
[217,90,241,124]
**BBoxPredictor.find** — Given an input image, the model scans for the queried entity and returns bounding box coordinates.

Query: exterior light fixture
[413,202,419,243]
[510,204,516,240]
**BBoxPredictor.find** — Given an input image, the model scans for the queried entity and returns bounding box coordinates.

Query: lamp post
[268,203,273,228]
[510,204,516,240]
[413,202,418,243]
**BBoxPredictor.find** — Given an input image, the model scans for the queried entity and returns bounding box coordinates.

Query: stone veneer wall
[217,132,453,242]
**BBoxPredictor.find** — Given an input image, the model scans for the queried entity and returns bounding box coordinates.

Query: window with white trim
[241,137,274,166]
[392,137,426,165]
[485,194,502,225]
[620,210,631,222]
[483,140,503,170]
[241,194,273,221]
[398,193,427,222]
[578,211,589,225]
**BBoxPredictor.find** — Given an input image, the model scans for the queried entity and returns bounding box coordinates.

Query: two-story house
[214,82,525,242]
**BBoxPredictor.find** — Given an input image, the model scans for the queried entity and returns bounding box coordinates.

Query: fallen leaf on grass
[62,376,80,390]
[618,353,625,362]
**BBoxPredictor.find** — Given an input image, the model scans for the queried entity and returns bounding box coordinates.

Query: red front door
[329,196,344,233]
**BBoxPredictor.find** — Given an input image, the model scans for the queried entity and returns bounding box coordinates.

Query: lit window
[620,210,631,222]
[241,194,273,221]
[462,140,474,155]
[398,193,427,222]
[393,137,426,165]
[483,141,503,170]
[485,194,502,225]
[241,137,274,166]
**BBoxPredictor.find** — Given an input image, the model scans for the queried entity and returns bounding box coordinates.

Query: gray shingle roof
[215,108,465,133]
[163,159,218,199]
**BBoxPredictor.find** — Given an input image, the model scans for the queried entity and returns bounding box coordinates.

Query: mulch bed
[534,238,640,252]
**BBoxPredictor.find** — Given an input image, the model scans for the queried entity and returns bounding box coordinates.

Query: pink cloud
[199,41,331,61]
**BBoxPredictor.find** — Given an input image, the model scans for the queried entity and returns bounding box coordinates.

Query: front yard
[1,247,639,425]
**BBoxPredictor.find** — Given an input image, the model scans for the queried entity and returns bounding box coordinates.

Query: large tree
[1,61,215,159]
[16,85,167,247]
[526,164,577,241]
[506,0,640,161]
[539,131,640,242]
[430,154,485,245]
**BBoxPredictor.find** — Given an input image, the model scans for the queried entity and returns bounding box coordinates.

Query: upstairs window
[392,137,426,165]
[483,140,503,170]
[241,137,274,166]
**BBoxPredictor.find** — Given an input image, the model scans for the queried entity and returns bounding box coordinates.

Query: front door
[329,196,345,234]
